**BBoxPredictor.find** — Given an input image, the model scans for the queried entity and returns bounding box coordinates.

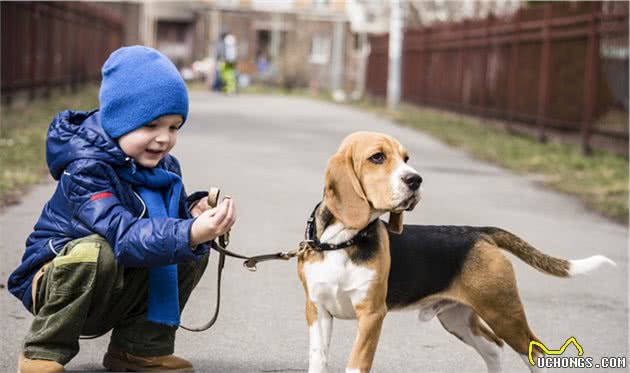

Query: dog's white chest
[303,251,375,319]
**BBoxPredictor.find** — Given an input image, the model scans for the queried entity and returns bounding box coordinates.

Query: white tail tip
[569,255,616,276]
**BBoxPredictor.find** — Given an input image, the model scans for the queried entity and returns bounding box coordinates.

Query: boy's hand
[190,197,236,246]
[190,196,210,218]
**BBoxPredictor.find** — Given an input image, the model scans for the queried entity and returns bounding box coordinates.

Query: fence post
[67,6,77,93]
[61,3,69,94]
[506,11,520,133]
[457,21,465,112]
[536,4,552,143]
[580,3,600,155]
[29,2,39,99]
[5,3,17,104]
[479,16,491,117]
[419,26,433,105]
[43,4,53,98]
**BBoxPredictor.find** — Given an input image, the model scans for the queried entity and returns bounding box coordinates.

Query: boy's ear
[387,212,404,234]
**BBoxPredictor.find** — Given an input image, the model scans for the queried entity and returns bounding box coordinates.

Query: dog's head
[324,131,422,234]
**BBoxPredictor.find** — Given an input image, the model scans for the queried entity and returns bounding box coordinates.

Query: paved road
[1,92,627,372]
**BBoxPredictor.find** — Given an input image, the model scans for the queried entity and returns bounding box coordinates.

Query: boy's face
[118,114,183,168]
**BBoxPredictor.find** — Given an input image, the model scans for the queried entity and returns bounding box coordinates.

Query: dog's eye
[404,156,409,163]
[368,152,385,164]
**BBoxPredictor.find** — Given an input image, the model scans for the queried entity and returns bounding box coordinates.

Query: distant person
[9,46,236,373]
[215,32,238,94]
[212,32,228,92]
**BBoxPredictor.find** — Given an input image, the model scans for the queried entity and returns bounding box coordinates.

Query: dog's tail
[479,227,616,277]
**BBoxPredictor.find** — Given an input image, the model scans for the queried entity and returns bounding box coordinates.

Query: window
[157,21,188,43]
[310,35,330,64]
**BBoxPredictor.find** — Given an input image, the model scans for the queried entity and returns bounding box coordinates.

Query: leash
[181,196,373,332]
[179,240,308,332]
[180,188,307,332]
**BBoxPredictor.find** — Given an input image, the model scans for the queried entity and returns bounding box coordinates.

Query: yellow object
[528,336,584,366]
[219,62,236,94]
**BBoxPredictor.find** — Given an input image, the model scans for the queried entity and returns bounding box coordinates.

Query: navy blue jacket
[8,110,209,311]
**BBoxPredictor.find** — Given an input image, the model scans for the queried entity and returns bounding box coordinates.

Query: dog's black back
[386,225,481,309]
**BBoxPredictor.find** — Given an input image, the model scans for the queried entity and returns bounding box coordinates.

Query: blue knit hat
[99,46,189,139]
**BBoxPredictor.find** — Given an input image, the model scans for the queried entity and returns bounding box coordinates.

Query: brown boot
[102,348,194,372]
[17,353,64,373]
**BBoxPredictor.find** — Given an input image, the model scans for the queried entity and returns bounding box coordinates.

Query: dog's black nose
[403,173,422,191]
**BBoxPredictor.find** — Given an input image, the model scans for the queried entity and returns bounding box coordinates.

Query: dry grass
[0,85,100,208]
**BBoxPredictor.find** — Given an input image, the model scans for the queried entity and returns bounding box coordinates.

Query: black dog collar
[304,202,377,251]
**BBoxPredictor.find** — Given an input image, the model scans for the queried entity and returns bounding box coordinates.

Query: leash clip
[296,241,312,256]
[243,260,258,272]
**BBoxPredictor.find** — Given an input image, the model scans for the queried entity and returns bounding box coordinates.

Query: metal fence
[366,2,629,154]
[1,2,123,103]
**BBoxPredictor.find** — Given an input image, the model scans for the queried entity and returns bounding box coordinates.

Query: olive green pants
[23,234,209,365]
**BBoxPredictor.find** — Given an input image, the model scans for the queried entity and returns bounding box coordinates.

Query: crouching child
[8,46,236,372]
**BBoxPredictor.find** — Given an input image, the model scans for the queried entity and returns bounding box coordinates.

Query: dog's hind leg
[306,299,333,373]
[438,304,504,373]
[470,292,547,373]
[457,243,547,373]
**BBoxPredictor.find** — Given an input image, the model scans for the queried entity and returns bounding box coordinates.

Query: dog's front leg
[346,303,387,373]
[306,300,333,373]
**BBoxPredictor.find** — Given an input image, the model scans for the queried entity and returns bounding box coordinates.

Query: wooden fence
[366,2,629,154]
[1,2,123,103]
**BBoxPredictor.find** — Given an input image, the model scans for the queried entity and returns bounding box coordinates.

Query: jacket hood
[47,110,128,180]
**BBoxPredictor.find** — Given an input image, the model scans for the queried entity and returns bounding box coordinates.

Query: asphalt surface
[1,92,628,372]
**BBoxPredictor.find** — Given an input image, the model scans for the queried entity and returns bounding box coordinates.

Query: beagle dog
[297,131,615,373]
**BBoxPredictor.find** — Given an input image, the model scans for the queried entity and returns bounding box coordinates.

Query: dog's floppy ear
[324,149,370,230]
[387,212,404,234]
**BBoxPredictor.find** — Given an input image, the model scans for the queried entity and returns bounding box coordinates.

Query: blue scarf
[118,165,183,326]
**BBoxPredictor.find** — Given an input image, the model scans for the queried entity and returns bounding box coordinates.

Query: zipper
[131,189,147,218]
[124,156,146,218]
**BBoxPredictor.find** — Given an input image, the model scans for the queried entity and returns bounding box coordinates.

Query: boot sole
[102,353,194,372]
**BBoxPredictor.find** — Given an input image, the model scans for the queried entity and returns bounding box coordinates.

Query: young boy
[8,46,235,373]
